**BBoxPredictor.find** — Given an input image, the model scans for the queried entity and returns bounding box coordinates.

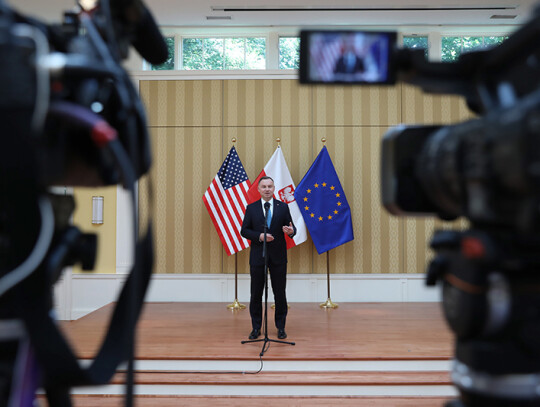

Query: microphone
[111,0,169,65]
[131,6,169,65]
[264,202,270,231]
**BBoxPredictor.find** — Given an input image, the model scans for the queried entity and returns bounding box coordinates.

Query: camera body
[382,94,540,232]
[300,5,540,406]
[0,1,165,405]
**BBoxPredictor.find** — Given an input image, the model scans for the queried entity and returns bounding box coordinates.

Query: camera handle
[0,320,40,407]
[427,229,540,407]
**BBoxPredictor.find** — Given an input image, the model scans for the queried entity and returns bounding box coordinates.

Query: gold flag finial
[276,137,281,145]
[321,137,327,145]
[232,137,237,144]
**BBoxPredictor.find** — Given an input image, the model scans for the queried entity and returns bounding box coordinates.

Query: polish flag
[247,146,308,249]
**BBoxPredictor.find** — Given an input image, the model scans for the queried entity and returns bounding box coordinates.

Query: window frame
[141,28,515,72]
[149,33,271,71]
[180,35,268,70]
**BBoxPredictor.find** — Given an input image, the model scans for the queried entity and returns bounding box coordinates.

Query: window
[182,37,266,70]
[150,37,175,70]
[279,37,300,69]
[147,32,511,71]
[441,36,508,62]
[403,36,428,59]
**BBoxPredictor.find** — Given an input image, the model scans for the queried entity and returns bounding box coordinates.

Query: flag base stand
[320,251,338,309]
[227,299,246,310]
[227,253,246,310]
[320,298,339,309]
[271,304,290,309]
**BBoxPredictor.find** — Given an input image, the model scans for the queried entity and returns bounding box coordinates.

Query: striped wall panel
[139,79,474,275]
[402,84,474,125]
[140,80,222,127]
[224,80,311,126]
[140,126,223,274]
[313,84,401,126]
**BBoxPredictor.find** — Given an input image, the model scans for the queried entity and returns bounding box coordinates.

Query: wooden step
[41,395,454,407]
[111,370,451,386]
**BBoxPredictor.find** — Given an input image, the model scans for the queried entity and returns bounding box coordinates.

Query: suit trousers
[249,263,288,330]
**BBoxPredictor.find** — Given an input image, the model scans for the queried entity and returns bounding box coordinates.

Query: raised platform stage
[57,302,456,406]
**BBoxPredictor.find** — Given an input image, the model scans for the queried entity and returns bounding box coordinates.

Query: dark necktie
[265,202,271,228]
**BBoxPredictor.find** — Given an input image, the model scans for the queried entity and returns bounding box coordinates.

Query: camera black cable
[15,103,154,407]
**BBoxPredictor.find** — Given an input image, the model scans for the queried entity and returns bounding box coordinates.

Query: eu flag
[296,146,354,254]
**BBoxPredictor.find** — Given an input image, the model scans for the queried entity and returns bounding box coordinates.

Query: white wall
[54,272,440,320]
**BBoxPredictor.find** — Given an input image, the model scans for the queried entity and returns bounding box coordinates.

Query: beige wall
[139,79,472,275]
[72,186,117,273]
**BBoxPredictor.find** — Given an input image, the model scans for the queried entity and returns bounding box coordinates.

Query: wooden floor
[52,302,456,407]
[61,302,454,361]
[62,395,453,406]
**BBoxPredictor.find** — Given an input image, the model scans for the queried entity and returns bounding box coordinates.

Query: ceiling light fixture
[212,6,517,12]
[206,15,232,20]
[490,14,517,19]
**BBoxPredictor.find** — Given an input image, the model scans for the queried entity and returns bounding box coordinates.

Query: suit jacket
[241,199,296,267]
[334,54,365,74]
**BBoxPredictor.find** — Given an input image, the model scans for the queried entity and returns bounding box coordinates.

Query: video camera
[300,6,540,407]
[0,0,166,405]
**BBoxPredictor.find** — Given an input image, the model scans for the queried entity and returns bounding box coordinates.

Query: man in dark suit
[241,176,296,340]
[333,34,366,80]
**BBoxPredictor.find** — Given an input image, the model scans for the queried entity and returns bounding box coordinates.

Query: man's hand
[260,233,274,242]
[282,222,294,236]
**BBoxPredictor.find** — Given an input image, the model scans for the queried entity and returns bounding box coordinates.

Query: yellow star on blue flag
[295,146,354,254]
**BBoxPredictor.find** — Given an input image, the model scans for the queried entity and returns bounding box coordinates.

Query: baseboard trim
[56,273,441,320]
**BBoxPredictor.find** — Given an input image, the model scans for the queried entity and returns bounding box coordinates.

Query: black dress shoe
[248,329,260,339]
[277,329,287,339]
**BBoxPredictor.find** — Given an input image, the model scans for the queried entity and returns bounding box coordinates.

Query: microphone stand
[242,203,295,356]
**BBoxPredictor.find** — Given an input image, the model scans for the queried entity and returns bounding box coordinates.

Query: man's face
[258,179,275,201]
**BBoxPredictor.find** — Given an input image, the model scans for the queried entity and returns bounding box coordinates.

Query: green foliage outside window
[182,37,266,70]
[484,36,507,47]
[403,36,428,59]
[151,37,175,70]
[148,34,510,70]
[441,36,508,62]
[182,38,203,69]
[245,38,266,69]
[279,37,300,69]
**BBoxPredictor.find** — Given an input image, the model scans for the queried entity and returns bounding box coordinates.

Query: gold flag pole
[227,252,246,310]
[227,137,246,311]
[272,137,290,310]
[319,138,338,309]
[320,249,338,309]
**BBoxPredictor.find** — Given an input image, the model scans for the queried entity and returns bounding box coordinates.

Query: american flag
[203,146,251,256]
[310,34,343,82]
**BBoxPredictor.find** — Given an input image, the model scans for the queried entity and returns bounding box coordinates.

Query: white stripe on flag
[232,182,250,246]
[238,183,249,209]
[207,177,241,254]
[203,190,235,255]
[289,201,308,245]
[209,180,243,253]
[227,184,247,223]
[225,183,249,247]
[215,181,246,248]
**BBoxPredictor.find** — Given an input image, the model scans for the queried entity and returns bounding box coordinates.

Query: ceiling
[9,0,539,30]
